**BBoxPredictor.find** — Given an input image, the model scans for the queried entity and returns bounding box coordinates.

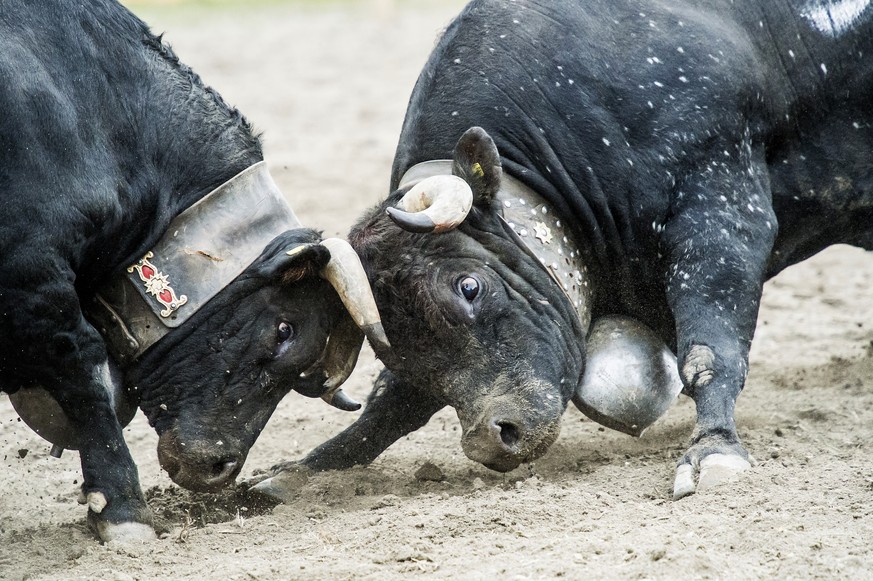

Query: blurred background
[118,0,461,239]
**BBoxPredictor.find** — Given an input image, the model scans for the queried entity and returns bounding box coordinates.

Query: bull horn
[318,313,364,411]
[386,175,473,233]
[322,388,362,412]
[319,238,390,356]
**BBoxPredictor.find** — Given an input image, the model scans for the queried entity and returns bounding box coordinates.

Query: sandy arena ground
[2,1,872,579]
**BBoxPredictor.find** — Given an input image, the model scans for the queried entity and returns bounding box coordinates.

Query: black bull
[0,0,388,541]
[262,0,873,498]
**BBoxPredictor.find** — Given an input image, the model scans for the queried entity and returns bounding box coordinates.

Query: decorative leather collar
[399,161,591,332]
[88,161,301,365]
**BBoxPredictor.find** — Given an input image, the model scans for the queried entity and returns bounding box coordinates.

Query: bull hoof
[95,521,158,543]
[672,463,696,500]
[82,487,157,543]
[697,453,752,491]
[672,452,753,500]
[251,466,311,503]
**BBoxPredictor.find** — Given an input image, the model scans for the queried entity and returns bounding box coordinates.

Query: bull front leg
[4,282,155,542]
[253,369,444,501]
[660,138,777,499]
[53,362,155,541]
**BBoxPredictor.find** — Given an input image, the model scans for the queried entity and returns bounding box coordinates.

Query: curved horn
[318,313,364,411]
[301,238,391,411]
[323,388,363,412]
[386,175,473,233]
[319,238,390,356]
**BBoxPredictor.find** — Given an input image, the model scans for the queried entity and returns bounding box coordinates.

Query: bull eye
[277,321,293,343]
[459,276,480,301]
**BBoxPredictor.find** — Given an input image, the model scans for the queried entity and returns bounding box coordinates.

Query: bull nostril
[496,421,520,448]
[210,459,239,482]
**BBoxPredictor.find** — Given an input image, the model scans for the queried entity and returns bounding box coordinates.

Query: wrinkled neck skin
[393,130,660,334]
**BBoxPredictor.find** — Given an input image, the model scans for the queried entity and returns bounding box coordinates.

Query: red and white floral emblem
[128,251,188,318]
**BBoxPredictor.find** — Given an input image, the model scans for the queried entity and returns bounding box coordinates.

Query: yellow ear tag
[471,162,485,179]
[285,244,311,257]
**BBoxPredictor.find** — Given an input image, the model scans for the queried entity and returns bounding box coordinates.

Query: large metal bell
[8,362,137,454]
[573,315,683,436]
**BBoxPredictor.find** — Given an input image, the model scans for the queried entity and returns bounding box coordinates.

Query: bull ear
[451,126,503,207]
[253,235,331,284]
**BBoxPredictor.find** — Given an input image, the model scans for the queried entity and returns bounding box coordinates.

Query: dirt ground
[2,1,872,579]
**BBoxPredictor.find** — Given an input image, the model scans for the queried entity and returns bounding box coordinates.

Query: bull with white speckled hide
[265,0,873,498]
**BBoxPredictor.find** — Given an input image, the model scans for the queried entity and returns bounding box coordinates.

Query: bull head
[10,232,386,465]
[135,229,392,492]
[352,127,679,473]
[346,127,587,472]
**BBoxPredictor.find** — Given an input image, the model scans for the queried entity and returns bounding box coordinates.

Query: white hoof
[251,469,309,503]
[97,522,158,543]
[672,453,752,500]
[672,463,696,500]
[252,476,296,503]
[697,453,751,491]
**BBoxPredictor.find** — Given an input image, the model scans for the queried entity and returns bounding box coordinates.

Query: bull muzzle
[458,386,564,472]
[157,429,244,492]
[461,411,562,472]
